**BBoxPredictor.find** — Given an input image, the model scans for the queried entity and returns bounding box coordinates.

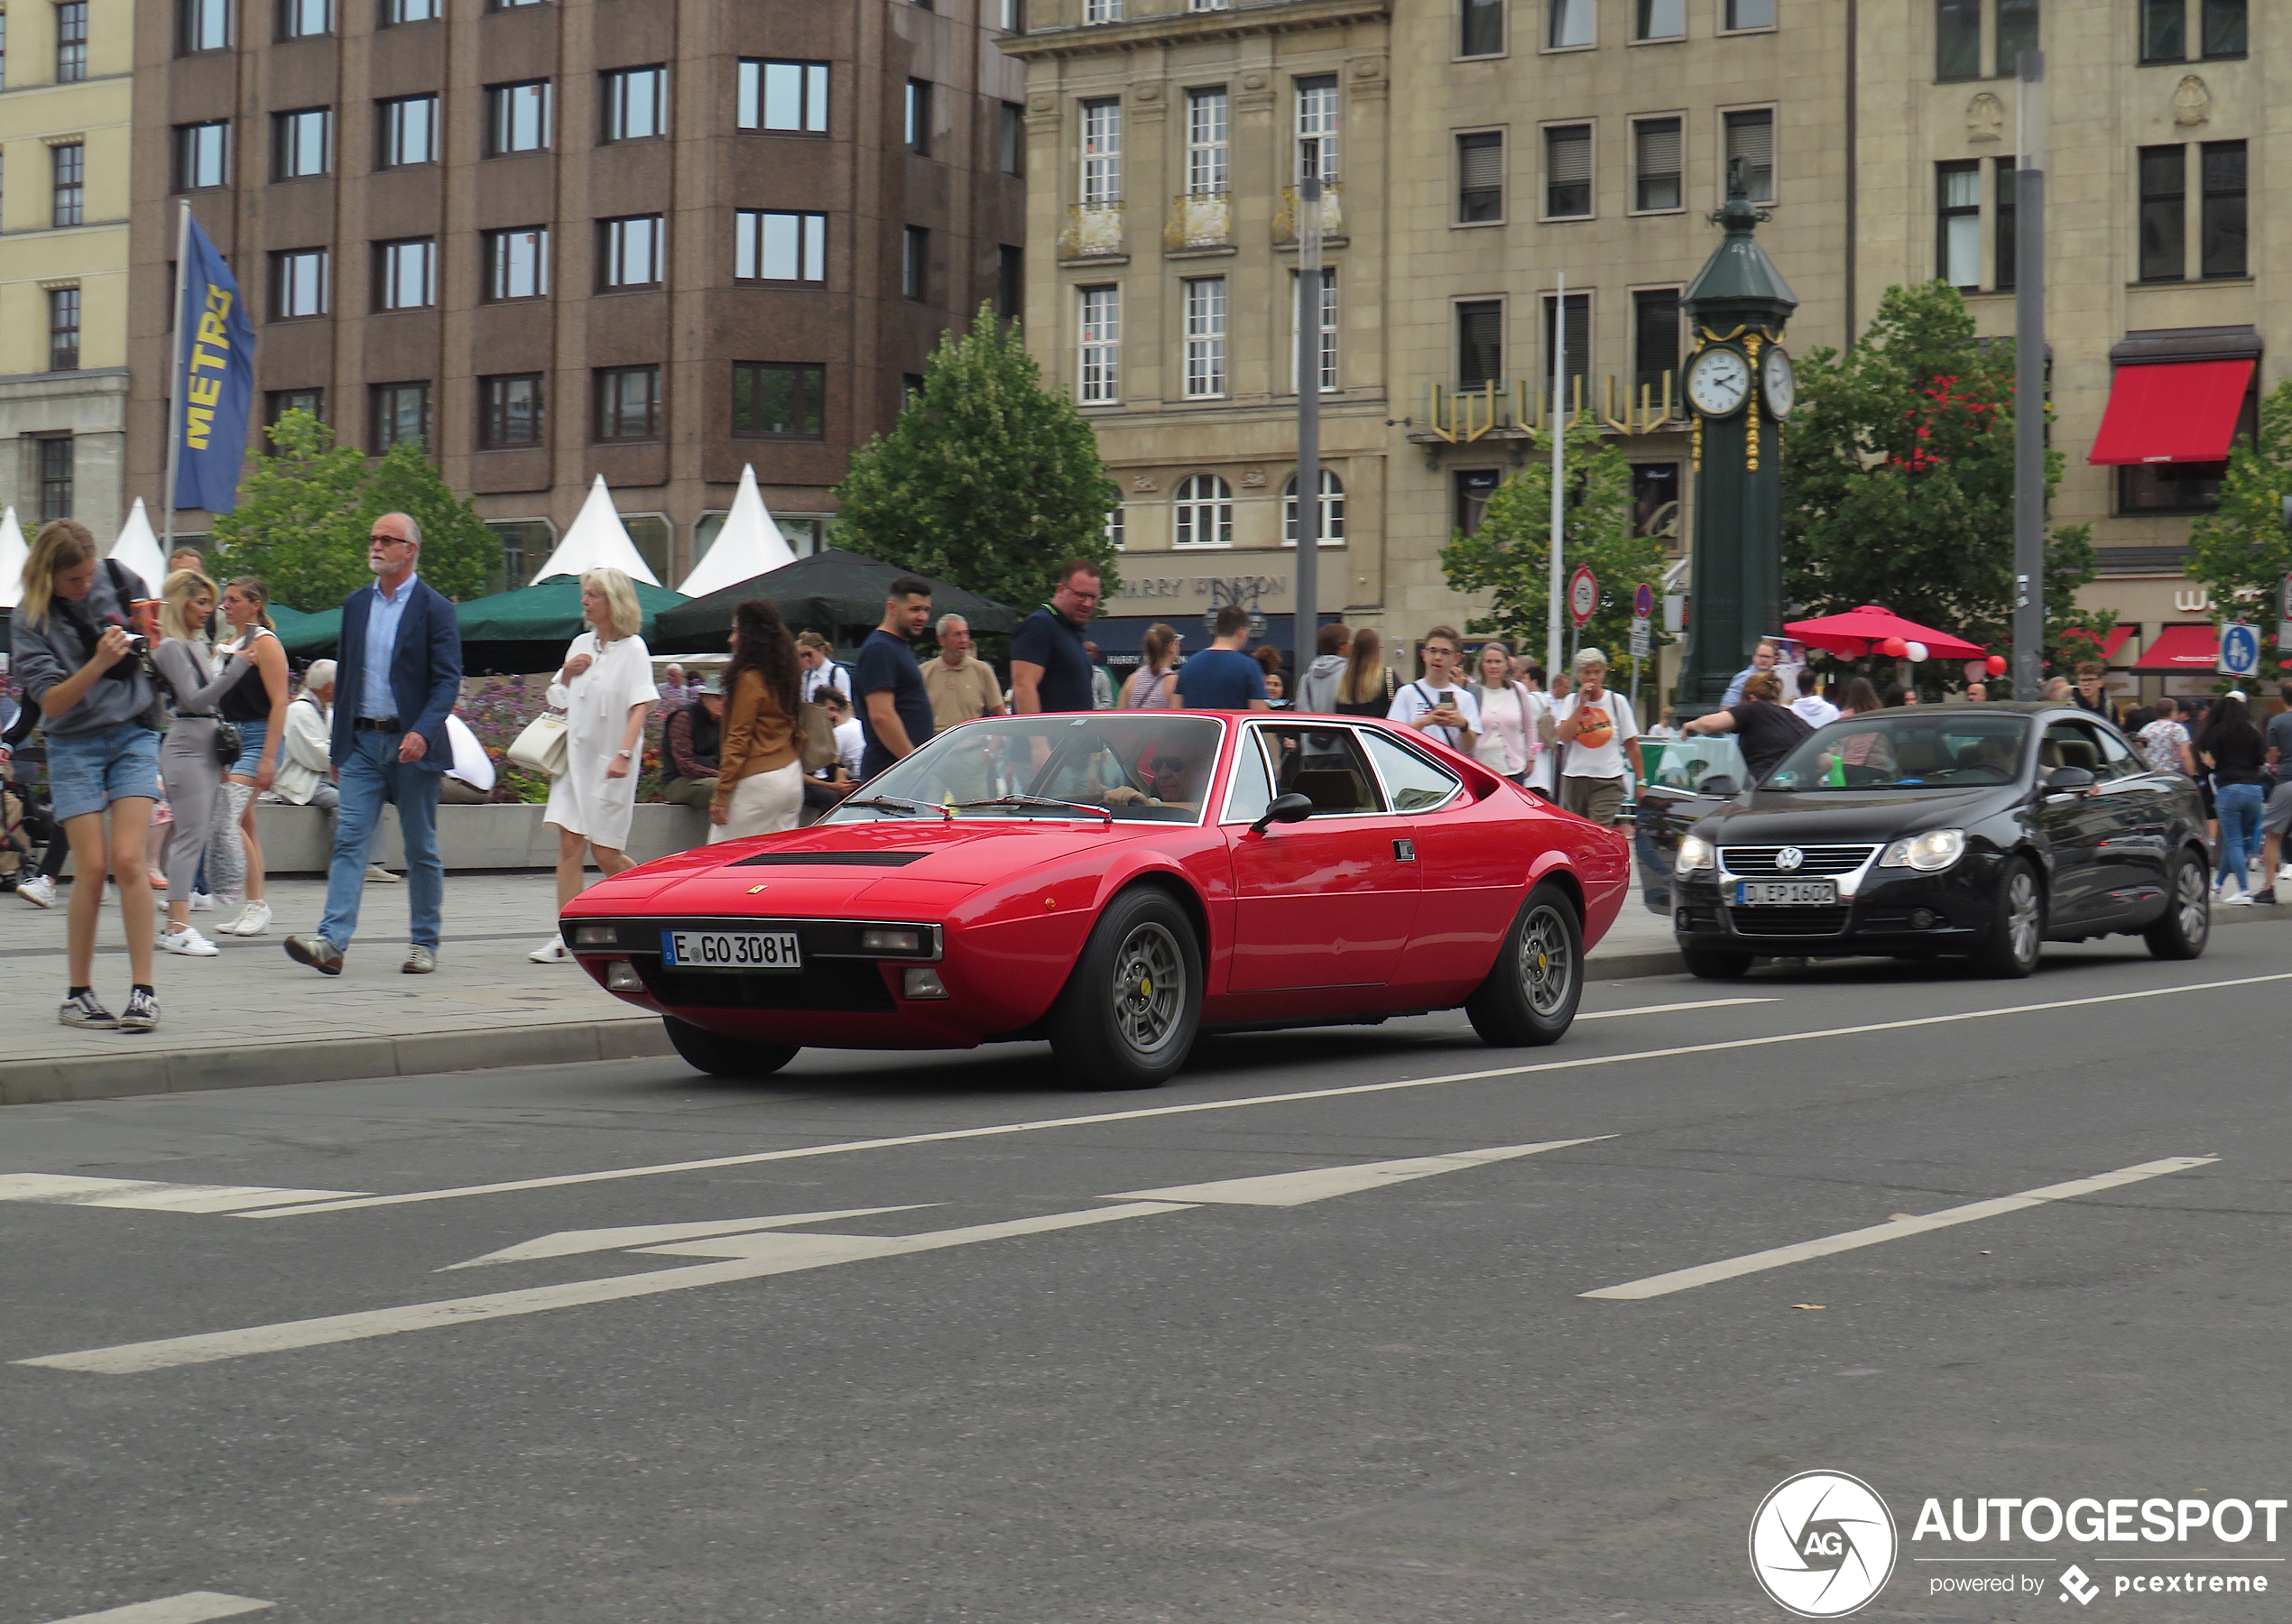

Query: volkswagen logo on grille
[1776,847,1806,872]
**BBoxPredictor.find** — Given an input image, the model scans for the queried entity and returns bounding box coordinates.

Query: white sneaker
[189,890,217,912]
[225,899,273,937]
[365,864,401,884]
[2278,863,2292,881]
[19,874,56,909]
[159,925,221,956]
[529,934,568,964]
[2222,892,2256,906]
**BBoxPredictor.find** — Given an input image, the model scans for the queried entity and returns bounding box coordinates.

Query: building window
[1,14,9,86]
[2119,373,2252,513]
[904,79,930,155]
[377,95,438,167]
[2137,143,2185,281]
[1635,0,1684,38]
[1172,475,1233,548]
[1723,0,1774,29]
[1457,131,1503,223]
[483,226,549,300]
[180,0,229,51]
[372,383,431,453]
[1078,285,1120,402]
[267,387,323,425]
[51,142,83,226]
[1632,288,1680,395]
[2200,139,2245,279]
[56,1,88,78]
[1183,277,1226,398]
[1083,0,1122,21]
[1548,0,1593,48]
[1080,97,1120,204]
[735,210,826,282]
[1457,299,1502,390]
[595,366,660,441]
[1460,0,1504,56]
[1454,469,1501,535]
[174,122,231,189]
[1995,156,2019,289]
[730,361,825,438]
[1187,88,1228,196]
[1937,161,1981,287]
[598,215,663,289]
[1000,101,1024,175]
[1104,506,1124,549]
[273,107,330,179]
[277,0,327,39]
[1295,76,1338,182]
[383,0,441,23]
[1936,0,1980,79]
[486,81,551,155]
[601,67,666,142]
[738,60,829,133]
[1630,462,1680,533]
[1723,108,1774,201]
[1544,124,1591,217]
[1632,116,1682,211]
[997,245,1023,320]
[1544,291,1591,393]
[271,248,328,318]
[902,225,929,300]
[479,374,544,448]
[1995,0,2038,69]
[374,238,435,310]
[2140,0,2186,61]
[48,287,79,371]
[1283,468,1345,545]
[38,437,73,521]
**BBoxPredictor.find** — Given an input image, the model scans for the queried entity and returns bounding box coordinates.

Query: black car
[1638,703,2211,979]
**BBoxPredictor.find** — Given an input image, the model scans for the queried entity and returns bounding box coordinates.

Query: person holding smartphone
[1387,625,1480,757]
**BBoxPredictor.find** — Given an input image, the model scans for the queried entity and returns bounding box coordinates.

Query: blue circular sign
[2220,622,2260,678]
[1634,584,1656,620]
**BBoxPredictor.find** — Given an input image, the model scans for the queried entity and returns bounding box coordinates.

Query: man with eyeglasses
[1011,558,1104,715]
[282,511,462,978]
[1105,748,1205,811]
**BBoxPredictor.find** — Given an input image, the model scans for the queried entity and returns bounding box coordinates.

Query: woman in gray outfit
[151,567,243,956]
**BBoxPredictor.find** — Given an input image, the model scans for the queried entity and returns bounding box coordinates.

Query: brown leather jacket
[712,668,804,813]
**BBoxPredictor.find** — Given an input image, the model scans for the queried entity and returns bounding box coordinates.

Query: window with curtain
[1457,131,1502,222]
[1172,475,1233,549]
[2137,143,2186,281]
[2202,0,2248,58]
[1292,267,1336,392]
[1935,0,1981,79]
[1187,88,1228,196]
[1296,77,1338,183]
[1457,300,1502,390]
[1078,286,1120,403]
[1080,98,1120,204]
[1548,0,1593,47]
[1460,0,1504,55]
[1937,161,1982,288]
[1633,117,1682,211]
[1723,109,1773,201]
[1183,278,1226,398]
[2140,0,2186,63]
[1544,124,1591,217]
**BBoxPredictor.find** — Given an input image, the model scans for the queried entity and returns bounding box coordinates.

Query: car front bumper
[1670,852,2008,955]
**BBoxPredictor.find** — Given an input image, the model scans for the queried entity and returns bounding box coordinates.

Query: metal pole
[1295,174,1322,670]
[2011,50,2047,700]
[1547,272,1567,683]
[162,198,193,558]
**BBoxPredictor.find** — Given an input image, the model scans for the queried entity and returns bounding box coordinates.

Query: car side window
[2040,722,2104,776]
[1223,729,1275,825]
[1257,724,1387,816]
[1361,730,1463,811]
[2088,724,2139,779]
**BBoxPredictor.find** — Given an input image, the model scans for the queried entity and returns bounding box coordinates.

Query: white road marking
[1580,1155,2217,1300]
[39,1594,273,1624]
[0,1175,368,1212]
[238,971,2292,1221]
[443,1205,931,1269]
[1574,997,1773,1020]
[1109,1138,1606,1206]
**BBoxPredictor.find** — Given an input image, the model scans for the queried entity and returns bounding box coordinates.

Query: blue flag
[173,214,256,515]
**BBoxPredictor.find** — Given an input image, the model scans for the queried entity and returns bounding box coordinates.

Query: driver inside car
[1104,749,1206,810]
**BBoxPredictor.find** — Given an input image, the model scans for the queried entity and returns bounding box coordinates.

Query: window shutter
[1548,127,1591,184]
[1461,134,1503,191]
[1636,120,1681,178]
[1725,112,1772,170]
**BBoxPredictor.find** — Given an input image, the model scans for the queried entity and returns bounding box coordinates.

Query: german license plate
[661,929,803,970]
[1734,881,1836,906]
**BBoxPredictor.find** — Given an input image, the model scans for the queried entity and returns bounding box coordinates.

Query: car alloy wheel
[1049,886,1202,1089]
[2173,858,2209,946]
[1466,881,1585,1047]
[1520,902,1576,1019]
[1112,920,1186,1056]
[2003,867,2042,966]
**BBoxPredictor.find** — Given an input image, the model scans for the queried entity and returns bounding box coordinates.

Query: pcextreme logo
[1749,1471,1900,1618]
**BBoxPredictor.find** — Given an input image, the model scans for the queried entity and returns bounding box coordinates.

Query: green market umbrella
[652,549,1019,653]
[456,575,689,675]
[266,603,344,658]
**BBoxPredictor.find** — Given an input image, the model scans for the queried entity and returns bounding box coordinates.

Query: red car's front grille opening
[640,960,899,1012]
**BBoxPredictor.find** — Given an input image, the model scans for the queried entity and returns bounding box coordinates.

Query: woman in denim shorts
[8,519,163,1031]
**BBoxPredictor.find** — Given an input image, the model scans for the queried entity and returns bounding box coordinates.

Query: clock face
[1687,347,1751,417]
[1763,346,1797,417]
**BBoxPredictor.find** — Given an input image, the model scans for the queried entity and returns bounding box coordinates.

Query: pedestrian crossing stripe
[0,1175,370,1213]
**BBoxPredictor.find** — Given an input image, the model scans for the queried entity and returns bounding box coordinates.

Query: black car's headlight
[1677,835,1715,872]
[1880,828,1966,872]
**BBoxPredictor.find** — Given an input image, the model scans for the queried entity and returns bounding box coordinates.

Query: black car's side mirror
[1698,775,1740,799]
[1250,792,1315,835]
[2045,765,2097,793]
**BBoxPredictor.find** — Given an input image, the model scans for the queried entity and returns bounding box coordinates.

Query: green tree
[206,410,369,611]
[360,438,502,603]
[1781,281,2109,687]
[832,306,1122,614]
[1438,417,1670,665]
[2186,376,2292,669]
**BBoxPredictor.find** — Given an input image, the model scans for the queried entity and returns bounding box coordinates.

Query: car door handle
[1392,839,1416,862]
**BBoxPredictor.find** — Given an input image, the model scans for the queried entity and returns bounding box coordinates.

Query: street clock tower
[1681,170,1799,708]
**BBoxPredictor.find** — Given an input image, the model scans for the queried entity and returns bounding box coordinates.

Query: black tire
[1969,857,2045,978]
[2144,846,2211,961]
[1679,942,1753,980]
[663,1017,799,1079]
[1466,882,1585,1047]
[1046,886,1203,1090]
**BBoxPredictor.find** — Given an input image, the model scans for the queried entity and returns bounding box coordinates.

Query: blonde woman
[532,567,658,962]
[1119,623,1181,709]
[9,519,162,1029]
[150,567,245,957]
[204,577,291,937]
[1332,626,1398,716]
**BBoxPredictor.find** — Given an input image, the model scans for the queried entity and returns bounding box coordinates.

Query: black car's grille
[641,960,897,1012]
[1726,906,1852,937]
[1721,844,1877,877]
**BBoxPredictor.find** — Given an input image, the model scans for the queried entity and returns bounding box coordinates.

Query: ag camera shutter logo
[1749,1471,1899,1618]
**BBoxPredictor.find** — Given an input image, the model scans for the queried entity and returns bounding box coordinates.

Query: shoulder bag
[508,712,570,776]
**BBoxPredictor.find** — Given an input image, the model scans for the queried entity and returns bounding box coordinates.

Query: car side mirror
[1250,792,1315,835]
[1698,775,1740,799]
[2046,765,2096,793]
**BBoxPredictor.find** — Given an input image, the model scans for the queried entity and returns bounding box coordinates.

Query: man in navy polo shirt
[1010,559,1103,714]
[854,577,935,779]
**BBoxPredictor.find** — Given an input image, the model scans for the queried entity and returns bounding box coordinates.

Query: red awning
[2103,624,2137,663]
[2130,624,2217,673]
[2089,359,2254,465]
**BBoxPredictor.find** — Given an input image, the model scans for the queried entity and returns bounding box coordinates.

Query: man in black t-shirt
[1684,670,1814,782]
[1010,559,1103,714]
[854,577,936,780]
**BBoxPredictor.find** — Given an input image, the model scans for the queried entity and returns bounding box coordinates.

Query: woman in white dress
[1469,641,1542,786]
[531,568,658,962]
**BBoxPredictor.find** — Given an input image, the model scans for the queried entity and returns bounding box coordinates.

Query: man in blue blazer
[284,512,463,975]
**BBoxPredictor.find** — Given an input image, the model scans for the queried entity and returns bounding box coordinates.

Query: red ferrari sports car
[562,711,1628,1088]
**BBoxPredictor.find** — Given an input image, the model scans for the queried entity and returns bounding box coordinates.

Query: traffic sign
[1568,565,1598,629]
[1629,618,1652,659]
[2220,621,2260,678]
[2278,575,2292,661]
[1633,583,1655,621]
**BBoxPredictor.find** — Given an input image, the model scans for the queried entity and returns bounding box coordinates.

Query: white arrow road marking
[1109,1138,1608,1206]
[38,1594,273,1624]
[0,1176,369,1213]
[1580,1155,2218,1300]
[443,1206,933,1269]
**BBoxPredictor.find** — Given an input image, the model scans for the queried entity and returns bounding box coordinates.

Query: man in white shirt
[1550,648,1642,827]
[1386,624,1481,756]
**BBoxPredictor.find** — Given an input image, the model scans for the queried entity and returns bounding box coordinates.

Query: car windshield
[826,715,1227,824]
[1761,713,2033,791]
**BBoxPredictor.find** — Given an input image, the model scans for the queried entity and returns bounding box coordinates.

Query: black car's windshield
[1761,713,2032,791]
[826,715,1226,824]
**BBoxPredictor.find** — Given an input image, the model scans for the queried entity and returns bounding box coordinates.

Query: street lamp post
[1294,173,1322,663]
[2011,50,2047,700]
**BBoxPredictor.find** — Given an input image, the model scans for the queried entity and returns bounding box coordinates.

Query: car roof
[1862,702,2084,716]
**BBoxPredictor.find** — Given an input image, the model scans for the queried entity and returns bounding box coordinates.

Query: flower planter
[251,801,710,874]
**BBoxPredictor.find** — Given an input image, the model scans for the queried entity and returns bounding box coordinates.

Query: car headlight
[1880,828,1966,872]
[1677,835,1715,872]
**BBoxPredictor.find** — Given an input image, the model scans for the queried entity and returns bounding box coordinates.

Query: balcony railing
[1060,202,1126,260]
[1418,372,1680,443]
[1165,190,1232,251]
[1271,182,1343,244]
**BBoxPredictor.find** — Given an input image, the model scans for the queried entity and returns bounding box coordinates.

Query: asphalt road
[5,926,2289,1624]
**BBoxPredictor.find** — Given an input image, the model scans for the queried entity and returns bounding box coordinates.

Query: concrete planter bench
[252,801,710,874]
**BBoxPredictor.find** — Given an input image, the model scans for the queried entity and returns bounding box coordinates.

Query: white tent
[108,497,171,592]
[676,465,797,598]
[0,506,27,609]
[528,475,662,586]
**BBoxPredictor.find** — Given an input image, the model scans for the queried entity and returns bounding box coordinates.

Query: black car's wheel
[2144,846,2210,961]
[663,1017,799,1079]
[1970,857,2045,978]
[1466,883,1585,1047]
[1047,886,1202,1090]
[1680,942,1753,980]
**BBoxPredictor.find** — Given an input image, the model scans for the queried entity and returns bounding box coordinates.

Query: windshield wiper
[841,794,953,822]
[954,795,1115,826]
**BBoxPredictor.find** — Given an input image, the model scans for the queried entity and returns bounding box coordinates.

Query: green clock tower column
[1680,180,1799,709]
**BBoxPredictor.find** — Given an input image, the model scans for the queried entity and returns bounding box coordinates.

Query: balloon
[1986,654,2009,676]
[1880,637,1908,659]
[1905,641,1929,663]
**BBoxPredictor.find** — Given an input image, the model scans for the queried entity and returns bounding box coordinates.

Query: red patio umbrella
[1783,605,1986,661]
